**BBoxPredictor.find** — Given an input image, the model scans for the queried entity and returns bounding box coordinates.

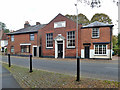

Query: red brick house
[7,21,45,56]
[81,21,114,59]
[38,13,82,58]
[7,13,114,59]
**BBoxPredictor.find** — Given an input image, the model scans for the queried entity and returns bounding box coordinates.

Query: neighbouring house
[7,13,114,59]
[7,21,45,56]
[0,30,8,53]
[81,21,114,59]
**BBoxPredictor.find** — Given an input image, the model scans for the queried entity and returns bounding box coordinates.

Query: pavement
[1,64,21,88]
[1,55,119,81]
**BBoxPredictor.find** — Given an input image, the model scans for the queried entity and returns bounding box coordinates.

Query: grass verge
[2,63,119,88]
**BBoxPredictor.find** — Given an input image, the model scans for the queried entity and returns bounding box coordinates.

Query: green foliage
[90,13,112,24]
[118,33,120,56]
[0,22,6,30]
[65,13,90,25]
[3,29,10,33]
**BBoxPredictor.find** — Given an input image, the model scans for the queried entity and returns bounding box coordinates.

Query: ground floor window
[11,46,14,53]
[94,45,107,55]
[21,46,30,53]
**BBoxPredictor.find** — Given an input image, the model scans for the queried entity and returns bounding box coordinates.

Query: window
[46,33,53,48]
[30,34,34,41]
[92,28,99,38]
[11,46,14,53]
[94,45,107,55]
[11,35,14,42]
[21,46,30,53]
[67,31,75,48]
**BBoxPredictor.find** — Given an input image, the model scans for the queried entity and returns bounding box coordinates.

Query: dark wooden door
[39,47,41,57]
[85,46,89,58]
[58,44,63,58]
[34,47,37,56]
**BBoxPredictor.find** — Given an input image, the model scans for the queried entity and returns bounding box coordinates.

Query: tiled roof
[7,24,46,35]
[82,21,114,28]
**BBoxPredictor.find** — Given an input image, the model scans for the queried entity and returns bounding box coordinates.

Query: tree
[3,29,10,33]
[0,22,6,30]
[118,33,120,56]
[90,13,112,24]
[65,13,90,25]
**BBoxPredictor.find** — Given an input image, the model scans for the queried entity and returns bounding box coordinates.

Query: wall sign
[54,21,66,28]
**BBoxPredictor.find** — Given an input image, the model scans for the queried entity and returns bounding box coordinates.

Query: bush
[118,49,120,56]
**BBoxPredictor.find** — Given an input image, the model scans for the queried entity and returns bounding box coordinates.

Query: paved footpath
[1,64,21,88]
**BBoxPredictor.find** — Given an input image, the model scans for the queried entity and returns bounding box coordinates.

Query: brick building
[7,14,114,59]
[7,21,45,56]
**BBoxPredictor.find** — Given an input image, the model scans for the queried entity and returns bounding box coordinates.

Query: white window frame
[94,45,107,56]
[92,28,99,38]
[11,35,14,42]
[46,33,53,48]
[67,31,75,48]
[11,46,14,53]
[30,34,34,41]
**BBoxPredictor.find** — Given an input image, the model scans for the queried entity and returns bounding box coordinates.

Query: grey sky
[0,0,118,35]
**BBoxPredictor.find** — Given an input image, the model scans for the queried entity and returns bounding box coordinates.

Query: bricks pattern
[38,14,82,57]
[7,33,38,55]
[81,27,111,49]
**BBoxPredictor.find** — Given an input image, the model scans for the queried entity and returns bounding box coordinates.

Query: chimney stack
[24,21,30,28]
[36,22,40,25]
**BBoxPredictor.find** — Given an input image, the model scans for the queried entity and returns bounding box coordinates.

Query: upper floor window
[46,33,53,48]
[92,28,99,38]
[11,46,14,53]
[11,35,14,42]
[67,31,75,48]
[94,45,107,55]
[30,34,34,41]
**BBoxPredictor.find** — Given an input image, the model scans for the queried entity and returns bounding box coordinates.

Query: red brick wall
[7,33,38,54]
[38,14,82,57]
[81,27,111,49]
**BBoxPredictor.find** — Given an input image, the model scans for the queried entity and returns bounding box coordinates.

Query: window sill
[94,54,107,56]
[67,46,75,49]
[46,47,53,49]
[92,37,99,39]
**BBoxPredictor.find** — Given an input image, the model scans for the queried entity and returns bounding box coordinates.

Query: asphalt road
[1,55,119,81]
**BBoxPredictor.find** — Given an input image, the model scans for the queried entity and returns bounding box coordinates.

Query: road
[1,55,119,81]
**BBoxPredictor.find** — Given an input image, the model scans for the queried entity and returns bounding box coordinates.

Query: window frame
[92,28,99,38]
[11,35,14,42]
[67,31,75,48]
[11,46,14,53]
[30,34,34,41]
[94,44,107,55]
[46,33,53,48]
[21,46,30,53]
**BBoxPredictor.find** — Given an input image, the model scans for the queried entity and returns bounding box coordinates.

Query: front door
[57,41,63,58]
[85,46,89,58]
[34,47,37,56]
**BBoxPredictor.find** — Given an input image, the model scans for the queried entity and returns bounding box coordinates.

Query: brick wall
[81,27,111,49]
[38,14,82,58]
[7,33,38,55]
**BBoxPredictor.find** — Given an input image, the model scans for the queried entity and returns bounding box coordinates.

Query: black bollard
[29,54,33,73]
[8,54,11,67]
[76,57,80,81]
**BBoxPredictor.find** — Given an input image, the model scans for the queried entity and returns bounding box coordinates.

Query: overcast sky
[0,0,118,35]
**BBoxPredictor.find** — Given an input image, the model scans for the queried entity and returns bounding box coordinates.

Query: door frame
[84,46,90,58]
[55,40,65,58]
[32,45,37,57]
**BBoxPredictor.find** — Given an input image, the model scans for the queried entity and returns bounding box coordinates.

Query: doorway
[34,47,37,56]
[85,46,90,58]
[57,41,63,58]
